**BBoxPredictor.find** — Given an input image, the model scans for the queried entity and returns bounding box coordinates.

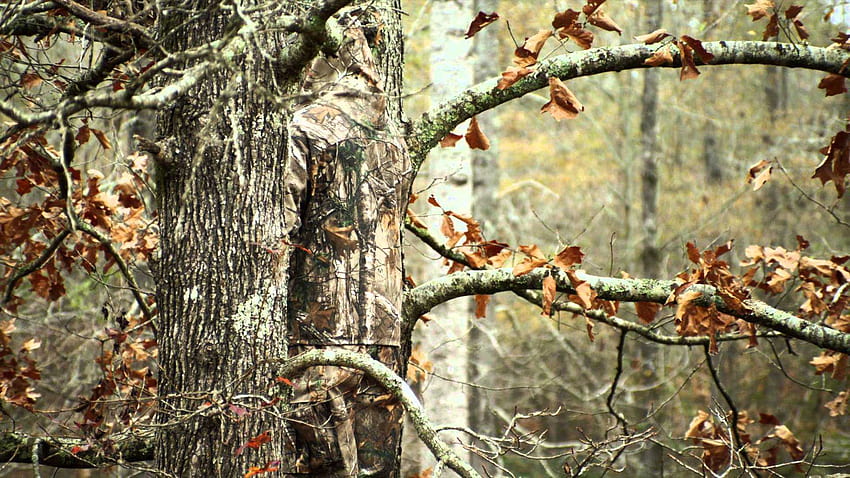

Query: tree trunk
[469,0,501,474]
[154,2,410,476]
[639,0,662,279]
[406,1,476,474]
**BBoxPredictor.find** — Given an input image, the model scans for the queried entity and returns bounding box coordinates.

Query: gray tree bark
[154,1,410,476]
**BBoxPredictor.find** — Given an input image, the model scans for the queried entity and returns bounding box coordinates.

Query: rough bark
[154,1,410,476]
[153,1,297,474]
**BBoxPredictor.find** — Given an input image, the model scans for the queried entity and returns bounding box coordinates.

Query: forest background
[0,0,849,476]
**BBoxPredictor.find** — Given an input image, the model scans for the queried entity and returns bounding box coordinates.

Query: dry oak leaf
[771,425,804,461]
[541,275,557,316]
[814,129,850,197]
[745,0,774,21]
[512,244,548,276]
[558,26,594,50]
[635,28,671,44]
[439,132,463,148]
[464,11,499,39]
[745,159,772,190]
[825,390,848,416]
[465,116,490,150]
[497,66,534,90]
[635,302,662,324]
[763,13,779,40]
[818,73,847,97]
[644,46,674,66]
[513,30,552,67]
[552,9,580,30]
[582,0,606,17]
[678,42,700,80]
[553,245,584,270]
[541,77,584,120]
[587,10,622,35]
[680,35,715,63]
[566,270,595,309]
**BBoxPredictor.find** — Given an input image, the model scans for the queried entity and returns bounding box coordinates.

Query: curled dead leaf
[465,117,490,150]
[745,0,774,21]
[439,132,463,148]
[587,10,622,35]
[497,66,534,90]
[541,77,584,120]
[635,29,671,44]
[818,73,847,97]
[464,11,499,39]
[541,275,556,316]
[514,30,552,67]
[644,46,674,66]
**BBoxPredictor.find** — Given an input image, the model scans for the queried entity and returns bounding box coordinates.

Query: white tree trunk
[405,1,475,475]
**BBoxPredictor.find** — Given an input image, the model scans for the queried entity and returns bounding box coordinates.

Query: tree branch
[403,268,850,354]
[404,221,783,347]
[0,429,153,468]
[1,230,71,307]
[280,349,482,478]
[408,41,850,166]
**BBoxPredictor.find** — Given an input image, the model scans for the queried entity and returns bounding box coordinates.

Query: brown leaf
[76,125,91,145]
[512,257,548,276]
[745,0,774,21]
[91,128,112,150]
[474,295,490,318]
[644,46,674,66]
[635,302,662,324]
[440,214,456,239]
[784,5,803,19]
[552,9,580,30]
[792,18,809,40]
[439,132,463,148]
[21,72,42,89]
[818,73,847,97]
[464,11,499,39]
[825,390,848,416]
[582,0,606,17]
[541,77,584,120]
[746,159,772,190]
[763,13,779,40]
[518,244,546,260]
[814,129,850,197]
[541,275,556,316]
[758,412,780,425]
[772,425,804,461]
[558,26,594,49]
[587,10,622,35]
[497,66,534,90]
[553,245,583,270]
[680,35,715,63]
[427,195,442,208]
[566,270,595,309]
[635,28,671,44]
[678,42,700,80]
[513,30,552,67]
[465,117,490,150]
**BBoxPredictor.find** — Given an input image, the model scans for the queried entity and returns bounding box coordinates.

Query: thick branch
[0,429,153,468]
[404,221,781,346]
[280,349,481,478]
[403,268,850,354]
[409,41,850,165]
